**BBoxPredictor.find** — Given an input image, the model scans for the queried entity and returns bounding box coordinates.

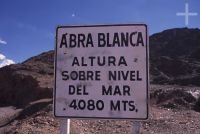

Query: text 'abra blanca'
[59,32,144,48]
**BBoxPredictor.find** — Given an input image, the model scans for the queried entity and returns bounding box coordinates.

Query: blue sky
[0,0,200,63]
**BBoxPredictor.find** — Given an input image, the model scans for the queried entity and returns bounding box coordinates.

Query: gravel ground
[3,106,199,134]
[1,85,200,134]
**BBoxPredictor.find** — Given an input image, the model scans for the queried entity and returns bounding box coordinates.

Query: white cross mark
[176,3,198,26]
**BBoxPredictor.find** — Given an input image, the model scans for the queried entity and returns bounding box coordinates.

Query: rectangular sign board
[54,24,149,120]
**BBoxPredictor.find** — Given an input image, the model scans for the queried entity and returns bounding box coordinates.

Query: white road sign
[54,24,149,119]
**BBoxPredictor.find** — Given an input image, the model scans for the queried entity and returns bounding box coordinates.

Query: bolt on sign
[54,24,149,120]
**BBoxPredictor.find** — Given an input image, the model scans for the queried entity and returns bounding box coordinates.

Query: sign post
[54,24,149,133]
[133,121,141,134]
[59,118,70,134]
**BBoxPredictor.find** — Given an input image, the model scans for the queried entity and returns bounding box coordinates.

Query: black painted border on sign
[54,24,149,120]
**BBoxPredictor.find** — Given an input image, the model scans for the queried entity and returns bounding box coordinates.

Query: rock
[0,106,22,127]
[150,88,197,109]
[18,99,52,119]
[0,51,54,107]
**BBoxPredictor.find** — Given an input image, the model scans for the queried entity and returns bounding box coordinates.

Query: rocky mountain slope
[0,28,200,107]
[0,28,200,133]
[150,28,200,85]
[0,51,54,107]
